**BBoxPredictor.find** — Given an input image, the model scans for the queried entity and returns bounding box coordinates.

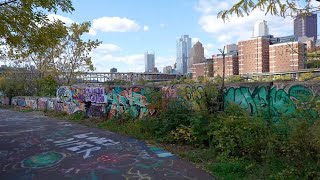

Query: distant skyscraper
[144,52,155,73]
[252,20,269,37]
[190,41,205,65]
[163,66,173,74]
[294,13,317,42]
[110,67,117,73]
[176,35,192,74]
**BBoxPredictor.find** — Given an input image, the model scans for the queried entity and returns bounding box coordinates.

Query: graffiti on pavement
[52,132,120,159]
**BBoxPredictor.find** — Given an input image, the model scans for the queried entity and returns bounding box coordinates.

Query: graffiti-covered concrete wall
[56,86,158,118]
[224,82,320,121]
[2,82,320,120]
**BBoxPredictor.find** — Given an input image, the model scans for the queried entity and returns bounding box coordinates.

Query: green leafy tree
[0,0,74,56]
[7,20,68,79]
[7,22,101,86]
[0,67,37,99]
[50,22,102,85]
[218,0,320,20]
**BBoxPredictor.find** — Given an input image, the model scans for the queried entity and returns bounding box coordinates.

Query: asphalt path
[0,108,213,180]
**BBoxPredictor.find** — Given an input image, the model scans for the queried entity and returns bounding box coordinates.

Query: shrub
[209,114,270,160]
[171,125,197,144]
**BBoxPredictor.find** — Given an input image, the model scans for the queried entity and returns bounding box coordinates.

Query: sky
[5,0,320,72]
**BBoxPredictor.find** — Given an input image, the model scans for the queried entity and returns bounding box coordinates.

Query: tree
[0,0,74,56]
[218,0,320,21]
[51,22,102,85]
[8,22,101,85]
[7,20,68,79]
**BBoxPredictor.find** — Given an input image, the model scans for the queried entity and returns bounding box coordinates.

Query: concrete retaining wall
[1,81,319,120]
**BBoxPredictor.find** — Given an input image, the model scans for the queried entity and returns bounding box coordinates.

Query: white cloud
[143,25,149,31]
[92,53,145,72]
[92,17,140,32]
[91,44,174,72]
[195,0,234,14]
[197,0,293,49]
[204,43,215,57]
[160,23,166,28]
[93,43,121,54]
[88,28,97,36]
[47,14,74,25]
[90,43,144,72]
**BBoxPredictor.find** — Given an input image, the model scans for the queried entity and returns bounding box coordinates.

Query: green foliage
[227,75,244,83]
[273,74,294,81]
[145,99,195,142]
[184,77,195,84]
[0,69,37,98]
[68,111,86,122]
[98,119,151,140]
[37,75,58,97]
[0,0,74,56]
[171,125,197,144]
[203,82,220,113]
[197,76,204,83]
[209,114,269,161]
[45,22,102,85]
[213,75,223,84]
[298,72,313,81]
[218,0,317,21]
[306,60,320,68]
[206,160,253,179]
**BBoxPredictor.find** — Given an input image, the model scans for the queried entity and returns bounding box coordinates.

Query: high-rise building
[252,20,269,37]
[190,41,205,65]
[176,35,192,74]
[294,13,317,42]
[144,52,155,73]
[110,67,117,73]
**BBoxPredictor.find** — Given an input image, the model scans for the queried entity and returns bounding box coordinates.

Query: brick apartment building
[269,41,306,72]
[191,59,213,79]
[238,37,270,75]
[213,54,239,77]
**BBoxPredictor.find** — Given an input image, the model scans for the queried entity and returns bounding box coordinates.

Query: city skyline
[1,0,319,73]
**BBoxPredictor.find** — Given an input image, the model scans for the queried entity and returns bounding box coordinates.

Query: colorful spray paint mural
[224,83,320,120]
[54,86,158,118]
[4,82,320,121]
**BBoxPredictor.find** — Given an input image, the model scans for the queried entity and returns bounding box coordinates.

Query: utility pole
[218,46,226,111]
